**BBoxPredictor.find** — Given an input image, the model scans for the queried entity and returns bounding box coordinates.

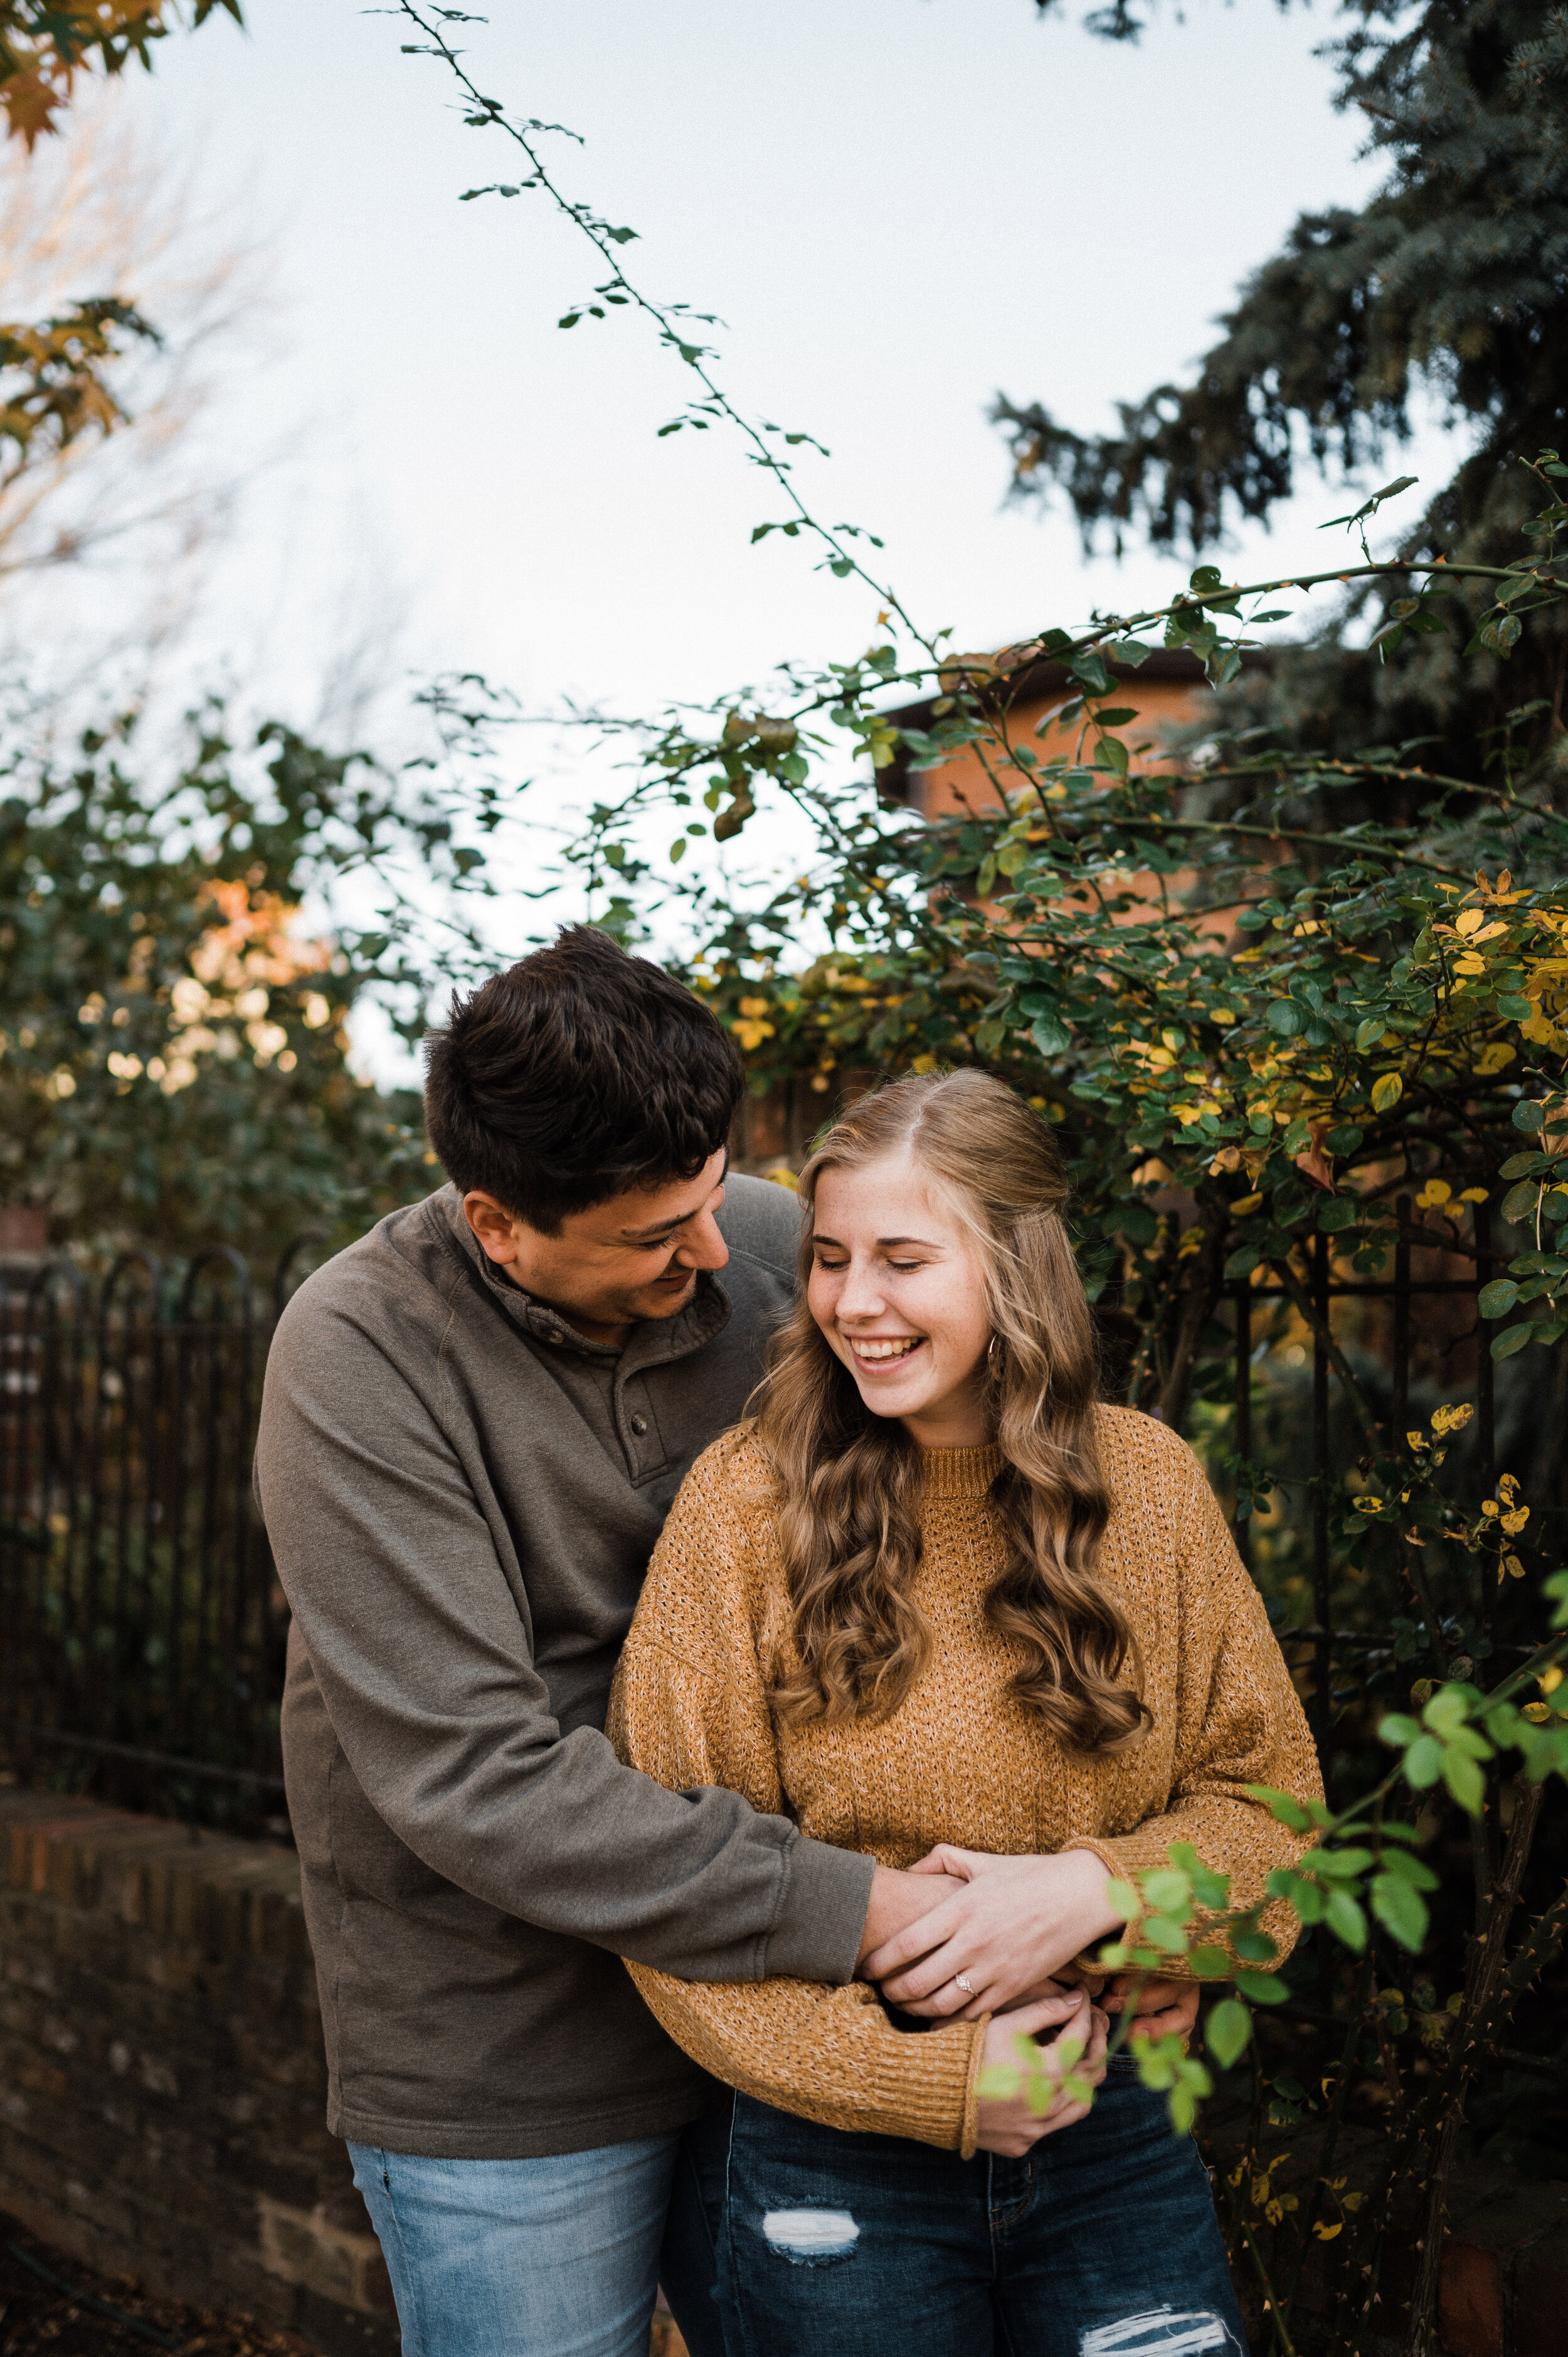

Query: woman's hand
[862,1844,1124,2018]
[974,1987,1108,2158]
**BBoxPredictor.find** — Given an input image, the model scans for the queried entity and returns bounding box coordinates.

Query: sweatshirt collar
[433,1184,733,1368]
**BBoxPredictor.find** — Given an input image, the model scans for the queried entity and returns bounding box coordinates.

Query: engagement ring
[956,1974,975,1994]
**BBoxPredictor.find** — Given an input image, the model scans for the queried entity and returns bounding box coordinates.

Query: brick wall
[3,1784,1563,2357]
[0,1788,396,2357]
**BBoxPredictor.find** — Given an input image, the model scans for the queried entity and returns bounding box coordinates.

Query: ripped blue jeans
[712,2055,1249,2357]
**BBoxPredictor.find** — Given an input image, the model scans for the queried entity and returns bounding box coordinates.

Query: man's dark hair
[423,926,743,1232]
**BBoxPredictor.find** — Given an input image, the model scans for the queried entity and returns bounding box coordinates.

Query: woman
[610,1070,1319,2356]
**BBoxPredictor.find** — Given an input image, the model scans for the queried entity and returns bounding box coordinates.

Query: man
[257,927,1195,2357]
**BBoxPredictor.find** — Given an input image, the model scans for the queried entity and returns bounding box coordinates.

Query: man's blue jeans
[347,2110,725,2357]
[714,2056,1249,2357]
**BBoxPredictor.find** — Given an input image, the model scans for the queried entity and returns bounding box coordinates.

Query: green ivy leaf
[1402,1733,1446,1787]
[1233,1971,1290,2004]
[1442,1747,1486,1814]
[1324,1886,1368,1950]
[1370,1872,1429,1950]
[1205,1998,1253,2070]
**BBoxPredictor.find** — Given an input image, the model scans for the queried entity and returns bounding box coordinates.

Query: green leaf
[1443,1747,1486,1814]
[1190,1945,1231,1978]
[1377,1847,1439,1891]
[1104,1878,1140,1921]
[1355,1017,1387,1051]
[1493,1323,1535,1361]
[1299,1846,1373,1878]
[1205,1998,1253,2070]
[1142,1916,1192,1954]
[1501,1182,1539,1223]
[1318,1198,1359,1232]
[1232,1929,1279,1963]
[1514,1100,1547,1133]
[1324,1886,1368,1950]
[1402,1733,1446,1788]
[1030,1014,1070,1056]
[1422,1687,1472,1734]
[1370,1872,1429,1951]
[1245,1784,1313,1830]
[1234,1971,1290,2004]
[1143,1868,1195,1914]
[1478,1279,1520,1318]
[1267,1000,1305,1037]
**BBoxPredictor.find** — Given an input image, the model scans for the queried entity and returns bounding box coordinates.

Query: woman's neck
[898,1400,994,1451]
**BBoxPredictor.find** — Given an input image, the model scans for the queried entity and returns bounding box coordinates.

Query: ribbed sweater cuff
[765,1836,877,1984]
[960,2017,990,2160]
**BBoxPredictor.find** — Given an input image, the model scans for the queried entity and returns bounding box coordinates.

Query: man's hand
[861,1845,1123,2018]
[855,1863,966,1969]
[1103,1972,1200,2048]
[975,1987,1108,2157]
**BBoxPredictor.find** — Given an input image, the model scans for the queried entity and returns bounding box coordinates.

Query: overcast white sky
[117,0,1448,721]
[28,0,1463,1062]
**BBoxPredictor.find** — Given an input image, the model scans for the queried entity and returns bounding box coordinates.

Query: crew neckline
[918,1442,1004,1499]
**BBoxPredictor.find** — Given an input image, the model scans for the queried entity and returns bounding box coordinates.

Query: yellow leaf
[1501,1508,1530,1535]
[1454,953,1488,976]
[1313,2222,1344,2242]
[1460,1186,1490,1203]
[1473,1043,1515,1075]
[1352,1496,1384,1514]
[1542,1665,1564,1695]
[1231,1191,1264,1216]
[1456,908,1486,938]
[1371,1072,1403,1112]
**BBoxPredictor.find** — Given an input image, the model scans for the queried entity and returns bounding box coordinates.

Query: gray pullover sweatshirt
[255,1177,876,2159]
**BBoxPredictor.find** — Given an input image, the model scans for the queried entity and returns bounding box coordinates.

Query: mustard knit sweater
[608,1405,1320,2157]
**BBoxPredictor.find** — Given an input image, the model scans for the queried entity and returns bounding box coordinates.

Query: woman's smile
[845,1332,925,1366]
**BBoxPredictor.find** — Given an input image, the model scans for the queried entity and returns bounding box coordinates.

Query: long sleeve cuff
[960,2014,991,2160]
[1065,1832,1304,1977]
[765,1836,877,1983]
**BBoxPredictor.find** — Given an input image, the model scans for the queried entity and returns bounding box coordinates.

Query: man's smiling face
[463,1146,731,1346]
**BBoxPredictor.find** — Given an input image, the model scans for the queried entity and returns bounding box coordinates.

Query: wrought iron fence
[1232,1197,1502,1765]
[0,1235,327,1829]
[0,1196,1548,1836]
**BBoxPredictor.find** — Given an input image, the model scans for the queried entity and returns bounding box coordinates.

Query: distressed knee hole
[760,2208,860,2266]
[1081,2309,1241,2357]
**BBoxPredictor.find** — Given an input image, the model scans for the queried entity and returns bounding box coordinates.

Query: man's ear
[464,1190,521,1265]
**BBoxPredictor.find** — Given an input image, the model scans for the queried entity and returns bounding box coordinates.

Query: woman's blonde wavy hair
[753,1068,1151,1757]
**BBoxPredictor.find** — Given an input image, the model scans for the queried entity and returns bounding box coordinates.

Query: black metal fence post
[0,1235,327,1829]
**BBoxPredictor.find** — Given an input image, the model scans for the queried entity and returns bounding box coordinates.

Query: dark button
[630,1413,648,1435]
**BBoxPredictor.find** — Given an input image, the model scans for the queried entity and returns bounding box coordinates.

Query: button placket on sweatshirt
[614,1372,667,1482]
